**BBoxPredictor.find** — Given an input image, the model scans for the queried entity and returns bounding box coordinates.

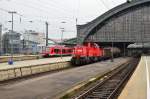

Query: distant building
[23,30,45,45]
[0,24,2,55]
[21,40,39,54]
[2,30,21,54]
[22,30,45,54]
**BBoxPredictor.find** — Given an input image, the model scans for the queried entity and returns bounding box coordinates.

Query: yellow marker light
[89,78,96,82]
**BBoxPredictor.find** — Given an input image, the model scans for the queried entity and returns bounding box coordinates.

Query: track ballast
[75,58,139,99]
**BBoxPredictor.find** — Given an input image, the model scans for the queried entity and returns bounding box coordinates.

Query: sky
[0,0,126,39]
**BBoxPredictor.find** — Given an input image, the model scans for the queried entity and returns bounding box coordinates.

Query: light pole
[76,18,78,43]
[60,21,66,59]
[111,41,114,62]
[60,28,65,59]
[8,11,17,65]
[45,22,49,47]
[123,43,126,57]
[111,21,116,62]
[27,21,34,54]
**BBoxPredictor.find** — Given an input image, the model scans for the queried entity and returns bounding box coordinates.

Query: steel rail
[75,58,139,99]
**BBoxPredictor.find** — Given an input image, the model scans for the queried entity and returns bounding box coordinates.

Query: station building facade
[0,24,2,55]
[77,0,150,47]
[2,30,21,54]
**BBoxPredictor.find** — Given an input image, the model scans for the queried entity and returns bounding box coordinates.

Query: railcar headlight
[77,49,82,52]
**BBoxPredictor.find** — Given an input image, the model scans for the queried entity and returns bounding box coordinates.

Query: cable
[0,6,99,25]
[0,1,79,33]
[36,0,74,14]
[0,8,9,13]
[16,2,75,24]
[0,8,74,26]
[95,0,107,11]
[0,1,78,23]
[99,0,110,10]
[109,0,116,6]
[15,0,74,17]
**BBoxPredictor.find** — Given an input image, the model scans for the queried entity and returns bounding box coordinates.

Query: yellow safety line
[144,56,150,99]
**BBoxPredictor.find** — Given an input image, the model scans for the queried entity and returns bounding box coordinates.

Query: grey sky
[0,0,126,39]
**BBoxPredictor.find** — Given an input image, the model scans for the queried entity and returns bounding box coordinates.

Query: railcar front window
[54,49,60,53]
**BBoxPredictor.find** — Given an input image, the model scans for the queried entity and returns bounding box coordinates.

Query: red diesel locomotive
[42,45,73,57]
[71,42,121,66]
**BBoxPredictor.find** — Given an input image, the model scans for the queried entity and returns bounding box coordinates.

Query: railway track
[74,58,139,99]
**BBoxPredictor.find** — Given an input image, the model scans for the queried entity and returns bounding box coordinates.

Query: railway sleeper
[74,58,139,99]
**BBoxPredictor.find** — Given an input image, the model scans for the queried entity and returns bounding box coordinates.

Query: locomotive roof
[47,45,70,48]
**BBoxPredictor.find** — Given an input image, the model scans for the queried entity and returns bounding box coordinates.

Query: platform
[0,56,71,70]
[118,56,150,99]
[0,55,40,63]
[0,55,38,58]
[0,57,130,99]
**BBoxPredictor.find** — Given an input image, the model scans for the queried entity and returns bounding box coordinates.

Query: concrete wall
[0,24,2,55]
[0,61,71,81]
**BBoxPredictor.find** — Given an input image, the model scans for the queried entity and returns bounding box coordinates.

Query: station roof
[77,0,150,43]
[62,38,77,45]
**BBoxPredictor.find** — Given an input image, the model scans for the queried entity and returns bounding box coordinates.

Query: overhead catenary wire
[36,0,74,14]
[0,0,121,34]
[0,8,46,33]
[95,0,108,11]
[0,2,61,22]
[0,0,80,23]
[0,8,9,13]
[0,7,64,30]
[0,0,77,37]
[108,0,117,6]
[0,7,79,34]
[99,0,110,10]
[0,0,123,21]
[0,0,107,25]
[16,0,71,16]
[5,1,77,25]
[13,0,74,17]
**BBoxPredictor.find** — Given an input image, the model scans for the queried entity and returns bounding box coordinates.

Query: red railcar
[71,42,120,66]
[42,45,73,57]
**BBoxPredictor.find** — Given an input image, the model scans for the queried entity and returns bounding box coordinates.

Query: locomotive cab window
[68,49,72,53]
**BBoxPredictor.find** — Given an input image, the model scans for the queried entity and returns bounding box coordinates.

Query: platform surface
[0,56,71,70]
[0,55,38,58]
[0,57,130,99]
[118,56,150,99]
